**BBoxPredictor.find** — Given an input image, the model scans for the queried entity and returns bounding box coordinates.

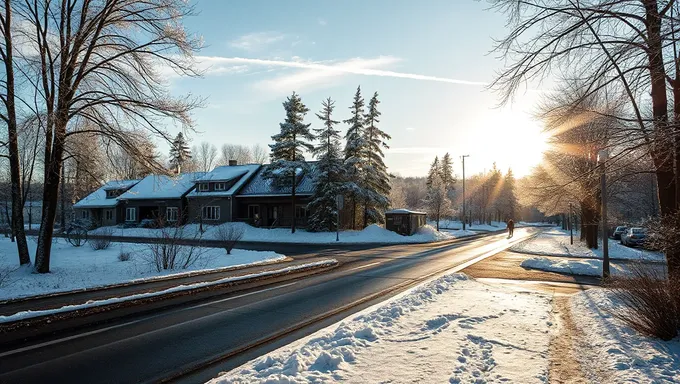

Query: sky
[168,0,549,178]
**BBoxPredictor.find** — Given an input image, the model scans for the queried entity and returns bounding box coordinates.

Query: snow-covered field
[436,219,508,232]
[94,223,459,244]
[570,289,680,382]
[511,229,665,262]
[0,237,284,301]
[210,274,554,384]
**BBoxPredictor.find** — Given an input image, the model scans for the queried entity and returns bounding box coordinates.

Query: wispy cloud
[318,18,327,26]
[196,56,487,87]
[229,32,286,51]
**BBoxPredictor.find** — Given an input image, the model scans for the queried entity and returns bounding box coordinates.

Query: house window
[166,207,179,222]
[198,183,209,192]
[248,205,260,218]
[105,210,113,221]
[202,206,220,220]
[214,182,226,191]
[125,207,136,222]
[81,210,89,219]
[295,205,308,218]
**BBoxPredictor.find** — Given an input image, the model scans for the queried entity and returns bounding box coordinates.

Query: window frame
[295,205,308,219]
[248,205,260,218]
[201,206,220,221]
[166,207,179,222]
[105,210,113,221]
[125,207,136,222]
[214,182,226,191]
[198,183,209,192]
[81,210,89,219]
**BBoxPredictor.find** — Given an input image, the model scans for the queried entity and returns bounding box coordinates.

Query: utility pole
[569,202,573,245]
[461,155,469,231]
[598,150,610,278]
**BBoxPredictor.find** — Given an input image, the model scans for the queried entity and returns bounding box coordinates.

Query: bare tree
[251,143,268,164]
[193,141,218,172]
[9,0,203,273]
[219,143,253,165]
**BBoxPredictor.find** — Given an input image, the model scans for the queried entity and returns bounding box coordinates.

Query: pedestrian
[507,218,514,237]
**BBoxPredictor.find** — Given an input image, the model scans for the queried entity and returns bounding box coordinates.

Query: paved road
[0,228,536,384]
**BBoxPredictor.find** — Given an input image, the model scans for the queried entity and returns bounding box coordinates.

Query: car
[621,227,647,247]
[612,226,628,240]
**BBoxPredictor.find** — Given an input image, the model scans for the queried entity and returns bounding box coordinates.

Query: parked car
[621,227,647,247]
[139,218,156,228]
[612,226,628,240]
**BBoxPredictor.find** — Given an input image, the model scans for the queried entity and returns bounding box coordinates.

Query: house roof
[118,172,205,200]
[237,163,317,197]
[187,164,261,198]
[385,209,427,215]
[73,179,140,208]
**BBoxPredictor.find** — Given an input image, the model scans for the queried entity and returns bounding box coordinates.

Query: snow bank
[0,260,337,324]
[0,237,284,301]
[436,219,508,232]
[210,274,554,383]
[511,229,665,262]
[520,257,622,277]
[570,289,680,383]
[95,222,459,244]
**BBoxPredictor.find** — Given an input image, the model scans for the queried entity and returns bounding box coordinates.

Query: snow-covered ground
[210,274,554,384]
[570,289,680,382]
[94,223,461,244]
[520,257,626,277]
[511,229,665,262]
[0,237,284,301]
[437,219,508,232]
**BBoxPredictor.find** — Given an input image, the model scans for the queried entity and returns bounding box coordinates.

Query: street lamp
[597,149,610,278]
[461,155,469,231]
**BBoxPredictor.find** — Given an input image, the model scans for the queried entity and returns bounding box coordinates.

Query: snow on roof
[119,172,205,200]
[238,163,317,197]
[188,164,261,198]
[73,179,140,208]
[385,209,427,215]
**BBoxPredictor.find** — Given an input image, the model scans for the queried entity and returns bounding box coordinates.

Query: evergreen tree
[424,172,451,231]
[343,86,366,229]
[362,91,391,227]
[439,153,456,191]
[169,132,191,174]
[263,92,315,233]
[426,156,440,188]
[499,168,518,220]
[307,98,344,232]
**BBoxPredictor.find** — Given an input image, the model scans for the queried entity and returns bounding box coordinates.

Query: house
[234,163,317,228]
[186,163,261,224]
[117,172,205,225]
[72,179,140,226]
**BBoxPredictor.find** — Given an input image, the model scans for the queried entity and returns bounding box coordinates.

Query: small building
[117,172,205,225]
[73,179,141,226]
[385,209,427,236]
[186,163,261,224]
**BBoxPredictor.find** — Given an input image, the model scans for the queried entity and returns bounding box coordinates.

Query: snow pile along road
[570,289,680,382]
[210,274,554,384]
[520,257,625,277]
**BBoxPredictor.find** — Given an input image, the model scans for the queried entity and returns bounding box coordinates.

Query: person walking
[507,218,514,238]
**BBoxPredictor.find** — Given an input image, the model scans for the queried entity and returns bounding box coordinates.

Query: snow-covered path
[210,274,554,383]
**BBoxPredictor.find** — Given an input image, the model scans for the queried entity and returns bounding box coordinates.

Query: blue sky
[168,0,548,177]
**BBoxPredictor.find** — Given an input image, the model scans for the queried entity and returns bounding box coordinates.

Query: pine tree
[307,98,344,232]
[343,86,366,229]
[440,153,456,191]
[424,172,451,231]
[169,132,191,174]
[263,92,315,233]
[362,91,391,227]
[426,156,440,188]
[499,168,518,220]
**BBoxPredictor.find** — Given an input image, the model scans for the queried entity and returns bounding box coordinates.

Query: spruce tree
[362,91,391,227]
[169,132,191,174]
[263,92,315,233]
[426,156,440,188]
[440,153,456,191]
[424,172,451,231]
[343,86,366,229]
[307,98,344,232]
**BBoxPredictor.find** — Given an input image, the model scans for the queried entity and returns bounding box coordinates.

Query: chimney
[229,160,238,166]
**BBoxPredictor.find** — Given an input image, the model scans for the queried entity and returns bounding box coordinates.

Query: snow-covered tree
[307,98,344,232]
[498,168,518,220]
[169,132,191,174]
[362,91,391,226]
[426,156,440,188]
[343,86,366,229]
[424,173,451,231]
[263,92,315,233]
[440,153,456,192]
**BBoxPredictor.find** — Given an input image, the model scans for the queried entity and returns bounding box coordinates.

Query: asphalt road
[0,228,536,384]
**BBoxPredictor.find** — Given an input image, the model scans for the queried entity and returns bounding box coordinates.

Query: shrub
[89,227,114,250]
[214,224,245,255]
[118,251,132,262]
[144,224,204,271]
[606,264,680,340]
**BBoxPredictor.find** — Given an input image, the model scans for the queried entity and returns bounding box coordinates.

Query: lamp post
[461,155,469,231]
[597,149,610,278]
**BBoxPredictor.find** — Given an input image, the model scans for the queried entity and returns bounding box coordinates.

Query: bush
[144,224,204,271]
[606,264,680,340]
[118,251,132,262]
[89,227,114,250]
[214,224,245,255]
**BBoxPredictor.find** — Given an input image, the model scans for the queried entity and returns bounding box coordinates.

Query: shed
[385,209,427,236]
